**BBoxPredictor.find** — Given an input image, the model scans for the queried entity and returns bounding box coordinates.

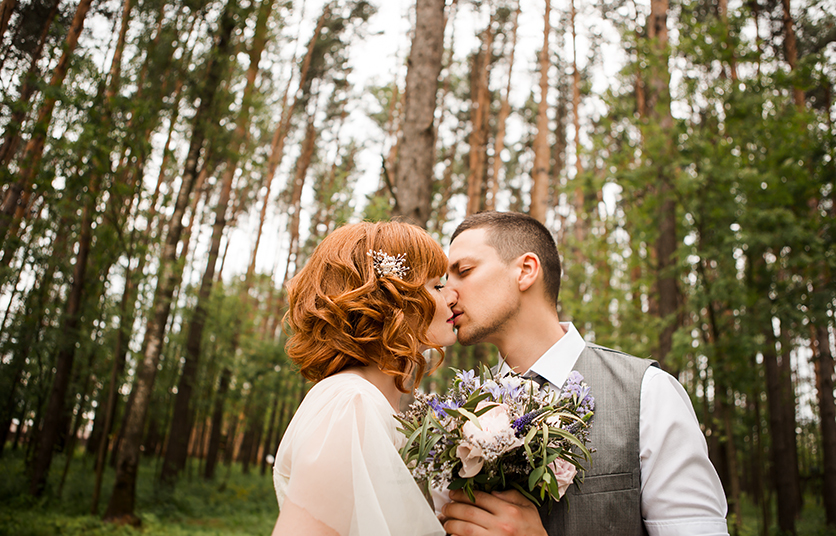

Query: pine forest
[0,0,834,534]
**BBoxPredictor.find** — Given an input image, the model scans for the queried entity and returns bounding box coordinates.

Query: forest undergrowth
[0,450,277,535]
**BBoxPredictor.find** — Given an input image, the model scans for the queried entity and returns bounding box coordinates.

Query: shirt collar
[497,322,586,389]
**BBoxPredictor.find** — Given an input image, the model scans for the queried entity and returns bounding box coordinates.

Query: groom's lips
[448,311,463,325]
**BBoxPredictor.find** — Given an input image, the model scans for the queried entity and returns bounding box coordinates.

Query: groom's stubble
[455,299,521,347]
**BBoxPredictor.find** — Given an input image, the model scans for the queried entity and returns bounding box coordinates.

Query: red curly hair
[284,221,448,392]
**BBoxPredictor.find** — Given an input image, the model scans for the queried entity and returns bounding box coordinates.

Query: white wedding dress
[273,372,445,536]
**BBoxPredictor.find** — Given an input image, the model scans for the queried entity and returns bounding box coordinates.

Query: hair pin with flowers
[367,249,410,279]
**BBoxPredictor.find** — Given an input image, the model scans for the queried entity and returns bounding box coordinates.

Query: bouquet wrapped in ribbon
[396,367,594,508]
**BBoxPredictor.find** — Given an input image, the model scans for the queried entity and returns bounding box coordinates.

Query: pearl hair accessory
[367,249,410,279]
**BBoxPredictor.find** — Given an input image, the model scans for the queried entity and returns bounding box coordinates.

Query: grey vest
[539,344,657,535]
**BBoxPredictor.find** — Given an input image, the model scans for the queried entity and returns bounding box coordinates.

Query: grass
[0,449,277,535]
[1,448,834,535]
[734,492,836,536]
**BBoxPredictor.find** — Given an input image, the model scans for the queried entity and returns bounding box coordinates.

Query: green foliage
[0,451,277,536]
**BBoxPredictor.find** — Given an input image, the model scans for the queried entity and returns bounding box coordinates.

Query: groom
[441,211,728,536]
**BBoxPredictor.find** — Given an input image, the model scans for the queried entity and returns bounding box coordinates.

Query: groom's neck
[495,312,565,373]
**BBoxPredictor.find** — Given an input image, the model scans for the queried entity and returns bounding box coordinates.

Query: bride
[271,221,455,536]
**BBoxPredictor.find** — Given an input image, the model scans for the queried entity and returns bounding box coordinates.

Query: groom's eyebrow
[448,258,473,275]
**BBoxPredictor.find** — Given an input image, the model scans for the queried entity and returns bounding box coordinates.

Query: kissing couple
[271,211,729,536]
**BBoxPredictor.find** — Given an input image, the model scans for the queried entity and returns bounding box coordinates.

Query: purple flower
[428,397,461,417]
[456,369,477,384]
[511,408,548,436]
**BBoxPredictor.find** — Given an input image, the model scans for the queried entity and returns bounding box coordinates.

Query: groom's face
[446,228,521,346]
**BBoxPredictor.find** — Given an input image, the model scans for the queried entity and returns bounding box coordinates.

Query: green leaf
[456,408,483,430]
[472,402,499,417]
[510,481,542,506]
[528,466,545,491]
[548,427,592,460]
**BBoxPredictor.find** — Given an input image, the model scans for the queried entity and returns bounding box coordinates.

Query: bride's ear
[516,253,540,292]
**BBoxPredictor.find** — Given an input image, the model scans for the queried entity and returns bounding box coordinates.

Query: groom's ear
[516,253,540,292]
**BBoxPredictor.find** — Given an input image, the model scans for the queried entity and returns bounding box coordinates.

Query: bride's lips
[447,311,462,325]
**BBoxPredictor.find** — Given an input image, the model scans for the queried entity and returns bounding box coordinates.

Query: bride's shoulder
[301,373,388,413]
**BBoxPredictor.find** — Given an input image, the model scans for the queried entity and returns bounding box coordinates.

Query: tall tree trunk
[283,112,318,282]
[570,0,587,251]
[204,367,231,480]
[32,0,137,487]
[645,0,679,372]
[762,324,798,534]
[28,173,98,496]
[0,0,16,41]
[486,2,519,211]
[260,391,279,476]
[465,16,494,216]
[0,0,93,247]
[392,0,445,228]
[160,0,273,486]
[160,164,236,485]
[717,0,738,82]
[90,258,134,513]
[248,5,328,282]
[103,2,237,523]
[529,0,551,224]
[780,0,805,108]
[814,321,836,526]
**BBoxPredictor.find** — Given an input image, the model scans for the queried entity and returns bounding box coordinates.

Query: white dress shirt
[499,323,729,536]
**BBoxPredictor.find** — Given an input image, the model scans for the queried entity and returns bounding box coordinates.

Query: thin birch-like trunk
[103,2,238,522]
[487,1,519,212]
[161,0,275,485]
[529,0,551,224]
[465,16,494,216]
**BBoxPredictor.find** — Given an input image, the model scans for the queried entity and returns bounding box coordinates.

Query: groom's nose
[442,286,456,306]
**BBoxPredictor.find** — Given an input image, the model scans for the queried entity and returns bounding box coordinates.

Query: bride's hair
[284,221,447,392]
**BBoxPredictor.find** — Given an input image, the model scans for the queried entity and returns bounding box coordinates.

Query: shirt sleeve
[639,367,729,536]
[281,384,445,536]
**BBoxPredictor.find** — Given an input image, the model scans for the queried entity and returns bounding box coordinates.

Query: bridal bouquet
[396,367,594,507]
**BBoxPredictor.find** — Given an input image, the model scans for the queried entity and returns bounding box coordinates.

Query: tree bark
[103,2,237,522]
[486,2,519,212]
[0,0,92,247]
[814,321,836,526]
[260,391,279,476]
[283,112,318,283]
[392,0,445,228]
[529,0,551,224]
[0,0,16,42]
[204,367,231,480]
[465,16,494,216]
[762,324,798,534]
[645,0,679,372]
[780,0,805,108]
[570,0,587,251]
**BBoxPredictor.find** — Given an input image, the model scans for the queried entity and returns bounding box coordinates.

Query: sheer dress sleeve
[273,374,445,536]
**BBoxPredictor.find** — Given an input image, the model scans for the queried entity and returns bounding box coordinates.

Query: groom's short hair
[452,211,562,306]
